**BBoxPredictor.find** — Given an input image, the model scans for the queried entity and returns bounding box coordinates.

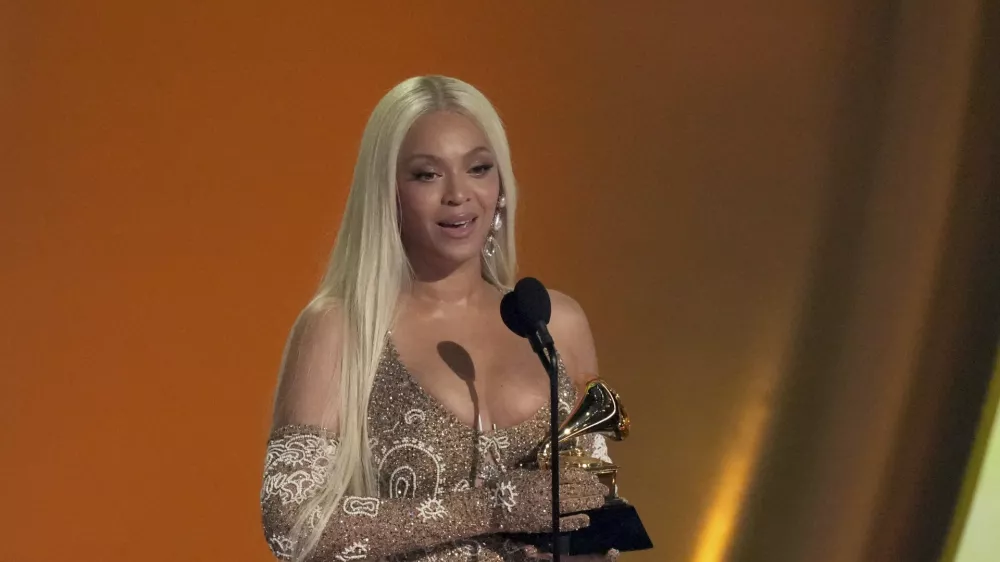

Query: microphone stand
[527,321,563,562]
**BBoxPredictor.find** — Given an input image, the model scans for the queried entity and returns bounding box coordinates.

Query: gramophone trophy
[507,378,653,555]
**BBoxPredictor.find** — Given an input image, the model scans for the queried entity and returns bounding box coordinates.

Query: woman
[260,75,618,561]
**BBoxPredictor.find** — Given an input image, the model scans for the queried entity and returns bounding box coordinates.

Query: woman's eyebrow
[403,146,493,163]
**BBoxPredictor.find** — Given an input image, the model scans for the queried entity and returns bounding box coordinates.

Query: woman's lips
[437,216,478,238]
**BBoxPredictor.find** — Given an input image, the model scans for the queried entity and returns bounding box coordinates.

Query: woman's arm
[545,291,621,561]
[548,289,617,464]
[261,302,603,561]
[261,426,602,560]
[548,289,600,383]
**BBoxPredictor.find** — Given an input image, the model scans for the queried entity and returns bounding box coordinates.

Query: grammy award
[509,378,653,555]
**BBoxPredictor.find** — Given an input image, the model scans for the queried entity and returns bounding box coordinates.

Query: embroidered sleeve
[260,426,603,561]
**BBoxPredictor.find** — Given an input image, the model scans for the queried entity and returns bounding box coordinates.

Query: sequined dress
[260,338,611,561]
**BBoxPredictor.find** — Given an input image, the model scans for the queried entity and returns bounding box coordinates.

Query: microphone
[500,277,564,560]
[501,277,555,366]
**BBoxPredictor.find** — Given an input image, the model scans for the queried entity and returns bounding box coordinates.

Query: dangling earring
[484,209,503,258]
[484,192,505,258]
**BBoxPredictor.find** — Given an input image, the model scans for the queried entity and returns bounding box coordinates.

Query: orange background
[2,2,997,561]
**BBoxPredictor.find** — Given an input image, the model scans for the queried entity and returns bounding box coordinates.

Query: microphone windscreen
[500,290,530,337]
[514,277,552,326]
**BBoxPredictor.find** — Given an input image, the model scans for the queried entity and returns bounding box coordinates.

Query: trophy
[508,378,653,555]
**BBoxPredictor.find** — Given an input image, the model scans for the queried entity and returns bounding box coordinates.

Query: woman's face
[396,110,502,271]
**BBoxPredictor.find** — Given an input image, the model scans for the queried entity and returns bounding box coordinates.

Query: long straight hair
[286,75,519,560]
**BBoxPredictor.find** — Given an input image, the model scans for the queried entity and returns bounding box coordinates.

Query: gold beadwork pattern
[261,339,611,561]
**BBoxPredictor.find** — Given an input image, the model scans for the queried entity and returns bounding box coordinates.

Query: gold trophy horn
[535,378,630,499]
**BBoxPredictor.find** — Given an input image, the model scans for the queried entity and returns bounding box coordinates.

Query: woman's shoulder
[546,289,600,385]
[548,289,588,324]
[295,295,345,331]
[283,296,346,367]
[271,296,347,429]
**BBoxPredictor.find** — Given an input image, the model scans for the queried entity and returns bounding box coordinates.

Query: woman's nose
[442,175,471,205]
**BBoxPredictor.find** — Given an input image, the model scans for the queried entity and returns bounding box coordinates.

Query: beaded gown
[260,337,611,561]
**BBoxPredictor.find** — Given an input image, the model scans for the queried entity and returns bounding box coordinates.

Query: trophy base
[502,499,653,555]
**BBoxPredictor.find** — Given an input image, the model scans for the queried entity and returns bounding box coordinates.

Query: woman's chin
[405,233,490,273]
[428,240,487,267]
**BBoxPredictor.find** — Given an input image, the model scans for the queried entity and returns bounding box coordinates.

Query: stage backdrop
[3,1,998,561]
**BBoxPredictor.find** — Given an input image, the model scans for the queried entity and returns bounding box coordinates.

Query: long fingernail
[523,545,550,560]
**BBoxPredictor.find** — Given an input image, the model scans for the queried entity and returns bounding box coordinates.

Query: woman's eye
[470,163,495,176]
[412,170,438,181]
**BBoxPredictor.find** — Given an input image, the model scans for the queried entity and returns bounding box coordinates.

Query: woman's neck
[406,257,491,307]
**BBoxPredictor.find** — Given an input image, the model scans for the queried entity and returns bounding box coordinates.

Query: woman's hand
[522,546,621,561]
[490,467,608,534]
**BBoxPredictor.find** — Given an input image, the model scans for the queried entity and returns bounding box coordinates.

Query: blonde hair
[289,75,519,560]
